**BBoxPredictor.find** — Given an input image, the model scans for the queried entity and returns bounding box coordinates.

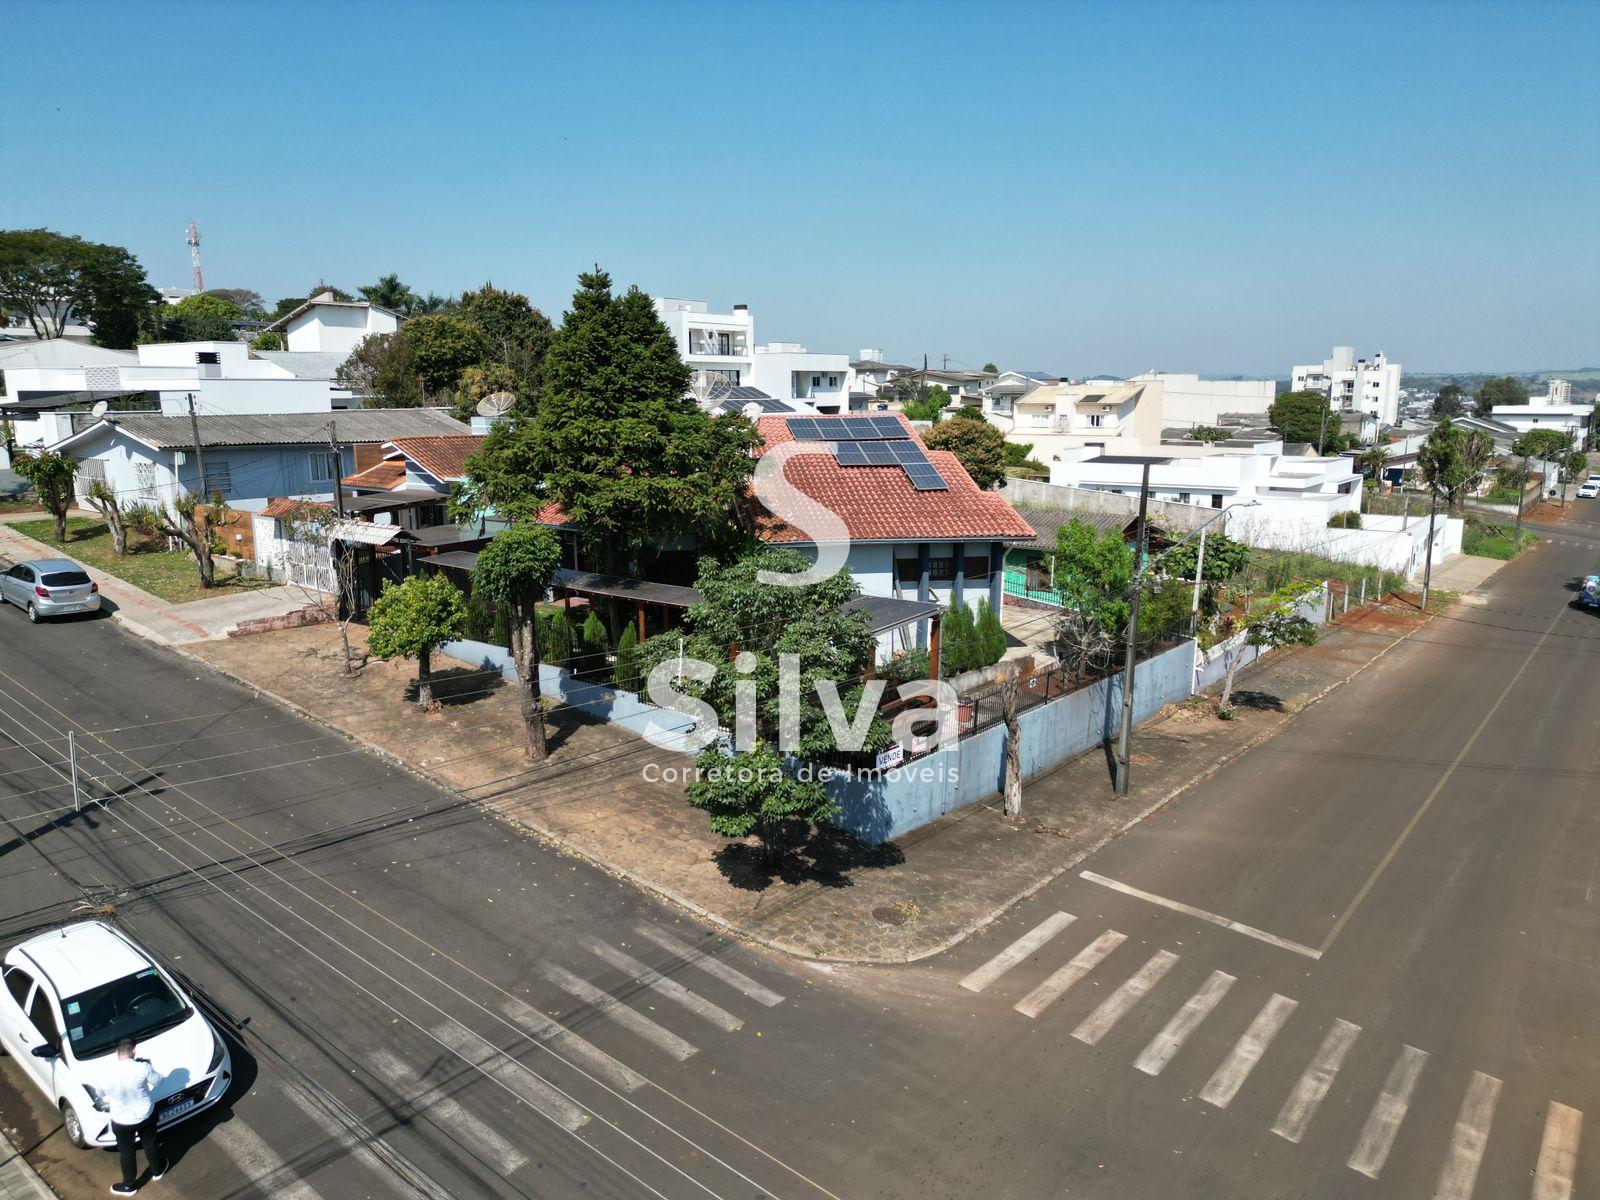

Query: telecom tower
[186,219,204,292]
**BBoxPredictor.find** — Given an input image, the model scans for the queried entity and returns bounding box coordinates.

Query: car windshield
[60,968,191,1059]
[40,571,91,587]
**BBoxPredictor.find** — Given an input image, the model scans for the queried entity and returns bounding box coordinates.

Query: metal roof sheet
[86,409,468,449]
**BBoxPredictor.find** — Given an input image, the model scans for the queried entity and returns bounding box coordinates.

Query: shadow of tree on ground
[713,822,906,892]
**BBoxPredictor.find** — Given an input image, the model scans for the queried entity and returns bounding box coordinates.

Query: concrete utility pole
[1421,487,1439,609]
[1114,461,1153,797]
[1188,527,1208,636]
[328,420,346,518]
[1514,453,1530,543]
[186,393,208,495]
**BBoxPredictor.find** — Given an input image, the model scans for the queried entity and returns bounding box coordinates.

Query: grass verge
[11,516,269,604]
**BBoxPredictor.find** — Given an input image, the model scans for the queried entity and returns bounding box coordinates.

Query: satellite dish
[742,402,764,421]
[476,392,515,418]
[688,370,735,410]
[91,401,109,419]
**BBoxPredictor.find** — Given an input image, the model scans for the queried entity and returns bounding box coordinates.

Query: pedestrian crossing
[955,909,1587,1198]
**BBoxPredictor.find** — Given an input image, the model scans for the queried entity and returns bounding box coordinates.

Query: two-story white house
[264,293,403,355]
[652,297,854,412]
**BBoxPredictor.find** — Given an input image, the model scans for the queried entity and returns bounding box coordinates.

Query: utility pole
[1514,452,1530,543]
[1421,487,1439,609]
[1188,526,1208,636]
[1114,461,1153,796]
[186,393,208,495]
[328,420,346,517]
[67,731,81,813]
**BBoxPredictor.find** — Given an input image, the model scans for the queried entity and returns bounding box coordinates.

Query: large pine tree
[462,269,759,572]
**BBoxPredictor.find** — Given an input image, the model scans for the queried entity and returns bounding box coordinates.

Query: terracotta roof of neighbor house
[260,497,332,520]
[342,459,407,490]
[752,414,1035,544]
[388,435,485,483]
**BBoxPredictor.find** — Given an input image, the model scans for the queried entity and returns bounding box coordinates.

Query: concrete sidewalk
[0,518,317,644]
[0,1131,55,1200]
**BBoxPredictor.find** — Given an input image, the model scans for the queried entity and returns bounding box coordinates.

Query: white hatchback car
[0,922,232,1149]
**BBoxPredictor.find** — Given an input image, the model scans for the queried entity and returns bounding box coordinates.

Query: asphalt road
[0,500,1597,1199]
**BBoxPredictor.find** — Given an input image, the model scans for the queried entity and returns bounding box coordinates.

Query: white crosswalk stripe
[1014,929,1127,1019]
[635,923,785,1007]
[1532,1102,1583,1200]
[545,962,699,1060]
[371,1050,528,1176]
[208,1118,323,1200]
[1072,949,1179,1045]
[960,912,1077,993]
[428,1020,589,1132]
[1135,970,1236,1077]
[586,938,744,1031]
[1271,1018,1362,1144]
[496,999,648,1093]
[1347,1044,1429,1179]
[1199,992,1298,1109]
[1431,1071,1502,1200]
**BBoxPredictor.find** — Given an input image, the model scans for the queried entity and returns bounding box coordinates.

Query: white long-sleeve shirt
[96,1055,162,1125]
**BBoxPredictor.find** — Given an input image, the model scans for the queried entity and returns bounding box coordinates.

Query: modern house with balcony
[1291,346,1402,435]
[653,297,853,411]
[986,379,1164,463]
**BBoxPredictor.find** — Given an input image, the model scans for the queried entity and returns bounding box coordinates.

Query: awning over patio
[341,489,448,515]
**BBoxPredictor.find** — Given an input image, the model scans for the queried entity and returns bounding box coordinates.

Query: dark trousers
[112,1113,163,1187]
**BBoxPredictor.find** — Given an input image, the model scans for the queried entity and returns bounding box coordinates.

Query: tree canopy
[159,292,243,342]
[336,332,425,408]
[12,450,76,543]
[1512,429,1571,461]
[1473,376,1529,416]
[1417,416,1494,514]
[0,228,158,348]
[404,314,490,394]
[1268,389,1338,450]
[923,416,1008,489]
[366,573,468,709]
[899,383,952,423]
[1053,517,1135,635]
[473,523,563,758]
[457,282,553,409]
[460,268,759,571]
[203,288,265,319]
[1433,383,1465,417]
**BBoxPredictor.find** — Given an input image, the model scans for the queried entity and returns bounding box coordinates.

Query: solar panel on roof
[903,464,949,491]
[787,417,822,439]
[833,443,868,466]
[860,442,899,465]
[814,417,852,439]
[890,442,929,464]
[869,416,906,437]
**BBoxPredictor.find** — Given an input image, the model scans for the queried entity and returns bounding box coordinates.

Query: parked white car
[1579,482,1599,499]
[0,922,232,1149]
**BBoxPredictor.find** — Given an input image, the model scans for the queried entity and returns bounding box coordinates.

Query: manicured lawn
[10,517,269,604]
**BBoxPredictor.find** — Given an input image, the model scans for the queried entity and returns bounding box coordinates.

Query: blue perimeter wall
[441,637,1197,846]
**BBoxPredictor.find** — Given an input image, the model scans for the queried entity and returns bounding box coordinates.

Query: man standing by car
[98,1038,165,1194]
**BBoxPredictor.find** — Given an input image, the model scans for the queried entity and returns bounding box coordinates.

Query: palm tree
[1417,418,1495,516]
[359,273,420,314]
[1355,446,1389,486]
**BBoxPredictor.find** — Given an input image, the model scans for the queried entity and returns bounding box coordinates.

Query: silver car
[0,559,101,622]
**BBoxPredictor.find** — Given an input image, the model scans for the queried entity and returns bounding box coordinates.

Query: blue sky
[7,0,1597,376]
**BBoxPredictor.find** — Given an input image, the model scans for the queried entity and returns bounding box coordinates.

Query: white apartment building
[652,297,852,412]
[1542,378,1571,405]
[1048,439,1361,521]
[1291,346,1402,432]
[1136,372,1276,427]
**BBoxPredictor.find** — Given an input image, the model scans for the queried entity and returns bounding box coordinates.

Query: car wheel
[61,1100,88,1150]
[26,603,39,624]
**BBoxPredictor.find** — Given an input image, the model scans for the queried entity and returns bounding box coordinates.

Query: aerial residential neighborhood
[1,4,1597,1200]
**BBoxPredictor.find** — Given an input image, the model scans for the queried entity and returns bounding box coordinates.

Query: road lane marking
[1320,604,1568,955]
[1532,1102,1583,1200]
[1072,949,1180,1045]
[1271,1018,1362,1144]
[586,939,744,1032]
[1347,1044,1429,1179]
[1135,970,1236,1076]
[1431,1071,1501,1200]
[208,1118,324,1200]
[428,1021,589,1132]
[1014,929,1127,1019]
[495,999,648,1093]
[960,912,1077,993]
[1199,993,1298,1109]
[1078,871,1321,960]
[634,923,785,1006]
[371,1049,529,1176]
[544,963,699,1060]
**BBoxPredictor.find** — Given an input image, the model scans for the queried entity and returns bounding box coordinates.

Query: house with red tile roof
[342,434,486,494]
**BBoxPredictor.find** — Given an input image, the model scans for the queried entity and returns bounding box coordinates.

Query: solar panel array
[784,415,948,491]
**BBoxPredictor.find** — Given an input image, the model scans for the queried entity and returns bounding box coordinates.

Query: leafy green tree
[12,450,76,543]
[1268,389,1338,449]
[900,383,952,423]
[359,273,420,313]
[612,623,641,691]
[1473,376,1529,416]
[1434,383,1465,417]
[982,362,999,374]
[472,523,563,758]
[366,573,469,710]
[686,741,837,868]
[1159,531,1249,584]
[923,415,1007,489]
[337,332,425,408]
[940,599,978,675]
[457,283,554,411]
[1560,448,1590,491]
[160,292,243,342]
[250,331,284,351]
[1328,510,1363,529]
[1053,517,1135,635]
[541,610,574,667]
[204,288,265,319]
[1417,417,1494,515]
[461,268,759,573]
[580,610,609,668]
[1187,425,1228,442]
[1218,585,1319,713]
[951,404,986,421]
[1512,429,1570,461]
[450,362,519,421]
[0,228,158,347]
[405,314,490,395]
[1354,446,1389,480]
[271,296,307,319]
[975,599,1007,666]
